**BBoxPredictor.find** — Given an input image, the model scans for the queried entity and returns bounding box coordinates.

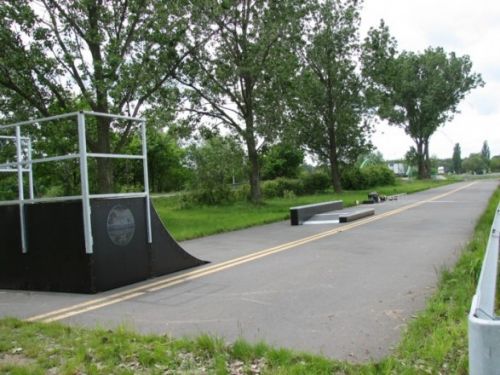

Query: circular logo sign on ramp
[107,205,135,246]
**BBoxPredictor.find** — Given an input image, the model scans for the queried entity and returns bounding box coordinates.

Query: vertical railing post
[77,112,93,254]
[16,126,27,253]
[28,137,34,200]
[141,120,152,244]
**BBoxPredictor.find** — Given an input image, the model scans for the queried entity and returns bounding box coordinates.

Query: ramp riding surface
[0,180,498,361]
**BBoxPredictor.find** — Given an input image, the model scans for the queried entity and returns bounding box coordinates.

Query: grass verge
[1,183,498,374]
[154,179,457,241]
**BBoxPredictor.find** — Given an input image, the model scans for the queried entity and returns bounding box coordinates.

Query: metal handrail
[0,192,148,206]
[468,203,500,374]
[0,111,151,254]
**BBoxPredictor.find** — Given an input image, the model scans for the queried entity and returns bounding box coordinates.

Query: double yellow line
[26,181,477,323]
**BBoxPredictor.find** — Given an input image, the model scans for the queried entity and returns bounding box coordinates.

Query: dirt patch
[0,352,35,367]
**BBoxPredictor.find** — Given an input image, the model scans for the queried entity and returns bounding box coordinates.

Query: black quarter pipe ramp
[0,197,207,293]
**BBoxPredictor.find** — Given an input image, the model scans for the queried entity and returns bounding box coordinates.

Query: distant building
[387,162,406,176]
[437,166,445,175]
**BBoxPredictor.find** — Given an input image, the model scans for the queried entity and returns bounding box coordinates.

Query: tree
[462,153,487,175]
[261,143,304,180]
[0,1,195,192]
[123,130,190,193]
[362,22,483,179]
[490,155,500,173]
[187,135,245,204]
[177,1,306,202]
[481,140,490,171]
[293,0,371,192]
[452,143,462,173]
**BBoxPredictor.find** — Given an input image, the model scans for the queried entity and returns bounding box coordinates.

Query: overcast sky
[359,0,500,160]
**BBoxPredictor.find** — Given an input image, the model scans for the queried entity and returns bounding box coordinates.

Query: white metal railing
[468,203,500,374]
[0,111,151,254]
[0,135,34,197]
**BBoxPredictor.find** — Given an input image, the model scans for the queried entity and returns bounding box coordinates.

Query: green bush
[43,185,65,197]
[0,175,17,200]
[261,178,304,198]
[119,184,144,193]
[261,180,280,199]
[363,165,396,186]
[283,190,297,199]
[341,165,395,190]
[276,178,304,196]
[233,184,251,201]
[301,172,331,194]
[183,185,236,206]
[341,168,367,190]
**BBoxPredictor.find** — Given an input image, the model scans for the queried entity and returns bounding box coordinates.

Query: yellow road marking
[26,181,477,323]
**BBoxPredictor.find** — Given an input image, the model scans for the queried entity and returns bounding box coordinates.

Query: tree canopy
[452,143,462,174]
[362,22,483,179]
[481,140,490,170]
[293,0,371,192]
[177,0,306,202]
[0,0,193,191]
[0,1,486,200]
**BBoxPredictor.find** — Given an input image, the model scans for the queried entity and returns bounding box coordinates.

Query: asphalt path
[1,180,498,361]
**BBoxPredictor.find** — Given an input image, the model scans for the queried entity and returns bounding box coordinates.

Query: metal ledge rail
[469,203,500,375]
[0,111,151,255]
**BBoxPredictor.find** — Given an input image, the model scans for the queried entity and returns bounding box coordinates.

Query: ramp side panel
[25,201,93,293]
[149,202,208,276]
[90,198,150,292]
[0,205,25,289]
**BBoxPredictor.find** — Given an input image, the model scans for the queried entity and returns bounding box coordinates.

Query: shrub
[341,168,367,190]
[261,180,280,199]
[301,172,331,194]
[43,185,65,197]
[233,184,251,201]
[367,164,396,186]
[341,165,395,190]
[183,185,236,206]
[275,178,304,196]
[119,184,144,193]
[283,190,297,199]
[261,178,304,198]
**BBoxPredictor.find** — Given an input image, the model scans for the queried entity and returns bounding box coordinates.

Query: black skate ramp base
[0,197,207,293]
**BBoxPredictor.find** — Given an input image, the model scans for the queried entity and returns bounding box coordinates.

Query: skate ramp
[0,197,207,293]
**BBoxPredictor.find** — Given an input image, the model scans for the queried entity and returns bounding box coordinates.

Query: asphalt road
[0,180,498,361]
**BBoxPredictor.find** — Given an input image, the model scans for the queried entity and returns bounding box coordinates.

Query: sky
[359,0,500,160]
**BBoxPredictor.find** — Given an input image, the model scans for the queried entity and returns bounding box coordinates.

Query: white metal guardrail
[0,135,34,198]
[469,203,500,375]
[0,111,151,255]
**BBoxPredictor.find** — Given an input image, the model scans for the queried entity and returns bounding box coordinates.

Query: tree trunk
[325,79,342,193]
[96,116,114,193]
[416,139,429,179]
[327,122,342,193]
[241,72,261,203]
[245,131,261,203]
[424,139,431,178]
[329,160,342,193]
